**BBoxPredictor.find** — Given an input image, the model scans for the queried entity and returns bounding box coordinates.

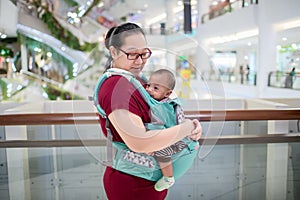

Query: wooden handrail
[1,109,300,126]
[0,133,299,148]
[0,109,299,148]
[186,109,300,121]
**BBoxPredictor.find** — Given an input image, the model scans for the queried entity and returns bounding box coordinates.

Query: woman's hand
[188,119,202,141]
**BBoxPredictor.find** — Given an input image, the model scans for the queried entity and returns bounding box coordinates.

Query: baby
[146,69,187,191]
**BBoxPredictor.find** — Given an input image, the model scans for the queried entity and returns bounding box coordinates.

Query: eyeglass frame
[118,48,152,60]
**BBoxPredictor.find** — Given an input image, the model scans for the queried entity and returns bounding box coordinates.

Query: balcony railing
[268,71,300,90]
[0,106,299,199]
[1,109,299,148]
[201,0,259,24]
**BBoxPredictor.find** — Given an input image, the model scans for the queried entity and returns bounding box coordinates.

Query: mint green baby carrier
[94,68,199,181]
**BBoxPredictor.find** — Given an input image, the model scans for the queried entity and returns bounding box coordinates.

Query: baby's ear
[165,90,173,97]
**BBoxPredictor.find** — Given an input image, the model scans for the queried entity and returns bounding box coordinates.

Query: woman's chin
[130,68,142,77]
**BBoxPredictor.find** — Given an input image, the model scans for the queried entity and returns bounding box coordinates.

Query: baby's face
[146,74,172,101]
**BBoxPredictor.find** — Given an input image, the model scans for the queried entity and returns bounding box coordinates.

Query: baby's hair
[151,69,176,90]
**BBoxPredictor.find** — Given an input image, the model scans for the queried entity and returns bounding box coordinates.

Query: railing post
[266,119,289,200]
[4,102,45,200]
[5,125,31,200]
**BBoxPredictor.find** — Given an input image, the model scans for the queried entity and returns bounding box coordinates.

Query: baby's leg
[155,176,175,191]
[155,161,175,191]
[159,161,173,177]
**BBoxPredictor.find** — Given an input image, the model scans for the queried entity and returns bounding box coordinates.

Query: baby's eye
[154,86,159,90]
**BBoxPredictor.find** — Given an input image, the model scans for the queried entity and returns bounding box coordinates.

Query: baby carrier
[93,68,199,181]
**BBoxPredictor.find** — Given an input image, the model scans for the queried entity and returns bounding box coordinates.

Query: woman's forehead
[123,33,147,49]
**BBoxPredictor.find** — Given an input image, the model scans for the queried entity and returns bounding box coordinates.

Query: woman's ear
[109,46,118,59]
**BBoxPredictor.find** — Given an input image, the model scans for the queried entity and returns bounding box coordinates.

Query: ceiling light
[97,2,104,7]
[146,5,183,26]
[208,29,258,44]
[34,47,41,52]
[235,29,258,39]
[46,52,52,57]
[212,1,218,6]
[0,34,7,39]
[191,0,197,5]
[278,19,300,30]
[291,43,297,49]
[0,29,7,39]
[146,13,166,25]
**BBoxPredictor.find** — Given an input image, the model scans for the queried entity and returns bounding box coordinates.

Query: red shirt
[97,75,168,199]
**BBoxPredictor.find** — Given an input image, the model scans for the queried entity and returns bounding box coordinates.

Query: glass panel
[1,142,299,200]
[0,120,299,199]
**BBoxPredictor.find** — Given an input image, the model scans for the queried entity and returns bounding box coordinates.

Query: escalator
[2,0,119,101]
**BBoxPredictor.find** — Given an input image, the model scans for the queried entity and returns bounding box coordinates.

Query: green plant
[32,0,99,52]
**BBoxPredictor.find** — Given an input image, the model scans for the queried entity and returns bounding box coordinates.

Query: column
[256,1,277,97]
[197,0,210,25]
[165,0,175,33]
[195,0,214,80]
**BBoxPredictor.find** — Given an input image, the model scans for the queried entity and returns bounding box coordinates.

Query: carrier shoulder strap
[93,68,156,166]
[93,68,160,117]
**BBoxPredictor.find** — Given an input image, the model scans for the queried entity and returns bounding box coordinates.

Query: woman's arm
[108,109,200,153]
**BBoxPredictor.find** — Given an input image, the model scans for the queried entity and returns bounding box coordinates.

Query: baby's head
[146,69,175,101]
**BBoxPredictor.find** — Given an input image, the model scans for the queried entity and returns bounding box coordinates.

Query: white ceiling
[0,0,18,37]
[106,0,171,25]
[1,0,299,52]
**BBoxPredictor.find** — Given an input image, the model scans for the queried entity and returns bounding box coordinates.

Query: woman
[96,22,202,200]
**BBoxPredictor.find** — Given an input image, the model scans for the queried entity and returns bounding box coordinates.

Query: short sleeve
[97,76,151,142]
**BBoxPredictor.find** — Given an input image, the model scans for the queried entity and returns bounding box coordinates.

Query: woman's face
[110,33,150,77]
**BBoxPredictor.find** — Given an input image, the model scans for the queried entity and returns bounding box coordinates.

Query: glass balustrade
[0,119,299,200]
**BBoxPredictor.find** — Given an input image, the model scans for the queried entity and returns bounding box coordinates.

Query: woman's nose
[134,56,144,63]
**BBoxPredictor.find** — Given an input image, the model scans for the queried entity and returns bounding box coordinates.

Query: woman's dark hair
[105,22,145,49]
[104,22,146,69]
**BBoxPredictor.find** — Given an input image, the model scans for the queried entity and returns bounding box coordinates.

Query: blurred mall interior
[0,0,300,199]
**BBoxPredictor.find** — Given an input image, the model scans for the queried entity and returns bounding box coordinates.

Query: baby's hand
[189,119,202,141]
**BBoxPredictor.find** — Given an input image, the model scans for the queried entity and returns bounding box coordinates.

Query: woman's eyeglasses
[118,48,152,60]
